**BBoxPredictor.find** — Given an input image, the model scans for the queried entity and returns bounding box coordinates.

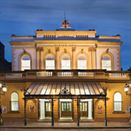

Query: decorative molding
[48,49,51,53]
[55,47,59,52]
[106,48,109,53]
[72,46,76,52]
[88,47,96,52]
[81,49,84,53]
[59,87,71,95]
[64,48,67,53]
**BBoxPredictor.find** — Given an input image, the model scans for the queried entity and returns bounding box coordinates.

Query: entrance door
[60,99,72,119]
[80,99,93,120]
[39,99,51,120]
[80,102,88,117]
[45,101,51,117]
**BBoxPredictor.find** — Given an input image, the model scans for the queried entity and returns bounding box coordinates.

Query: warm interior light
[0,83,2,88]
[124,84,129,92]
[129,83,131,87]
[2,87,7,92]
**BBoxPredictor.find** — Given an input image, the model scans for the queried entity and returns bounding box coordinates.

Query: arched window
[77,55,87,69]
[101,54,112,70]
[114,92,122,111]
[11,92,19,111]
[45,54,55,69]
[21,54,31,71]
[61,54,71,69]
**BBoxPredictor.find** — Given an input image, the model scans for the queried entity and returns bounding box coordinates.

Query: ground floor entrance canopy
[24,81,107,127]
[25,82,105,98]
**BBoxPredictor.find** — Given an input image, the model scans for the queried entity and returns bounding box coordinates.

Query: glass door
[80,102,88,118]
[45,101,51,118]
[80,99,93,120]
[60,99,72,119]
[39,99,51,120]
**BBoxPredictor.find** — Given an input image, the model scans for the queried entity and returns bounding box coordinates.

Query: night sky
[0,0,131,70]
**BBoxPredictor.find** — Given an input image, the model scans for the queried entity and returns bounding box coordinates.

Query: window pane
[102,60,111,70]
[21,55,31,71]
[45,60,55,69]
[114,102,122,111]
[77,60,87,69]
[61,60,70,69]
[11,101,19,111]
[11,92,19,111]
[45,102,51,111]
[114,92,122,111]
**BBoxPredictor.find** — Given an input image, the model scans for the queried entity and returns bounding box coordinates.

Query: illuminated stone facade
[0,20,130,125]
[11,21,121,71]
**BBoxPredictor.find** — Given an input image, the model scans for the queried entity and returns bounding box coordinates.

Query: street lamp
[124,83,131,95]
[0,82,7,125]
[124,83,131,123]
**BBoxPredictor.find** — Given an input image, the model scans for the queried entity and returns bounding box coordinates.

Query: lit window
[114,92,122,111]
[80,102,88,111]
[102,55,111,70]
[77,56,87,69]
[61,56,70,69]
[11,92,19,111]
[45,55,55,69]
[45,102,51,112]
[21,54,31,71]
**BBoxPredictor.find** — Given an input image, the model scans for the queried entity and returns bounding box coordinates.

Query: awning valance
[25,82,105,97]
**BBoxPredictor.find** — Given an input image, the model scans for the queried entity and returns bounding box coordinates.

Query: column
[56,47,60,69]
[88,47,96,69]
[88,47,92,69]
[104,89,107,127]
[24,98,27,126]
[36,47,40,69]
[88,99,93,119]
[72,47,76,69]
[51,97,54,126]
[40,47,44,69]
[92,48,96,69]
[77,97,80,126]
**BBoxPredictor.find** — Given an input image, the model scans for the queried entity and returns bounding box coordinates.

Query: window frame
[61,54,71,70]
[10,92,19,112]
[101,53,112,71]
[113,92,122,112]
[20,53,31,71]
[45,54,55,70]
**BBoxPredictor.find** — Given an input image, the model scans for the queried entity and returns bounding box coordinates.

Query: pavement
[0,121,131,129]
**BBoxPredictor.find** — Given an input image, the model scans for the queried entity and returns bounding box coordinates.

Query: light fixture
[0,82,8,125]
[124,83,131,95]
[2,87,7,92]
[0,83,2,88]
[124,84,129,92]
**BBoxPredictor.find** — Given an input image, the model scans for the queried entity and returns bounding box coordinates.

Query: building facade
[0,20,131,126]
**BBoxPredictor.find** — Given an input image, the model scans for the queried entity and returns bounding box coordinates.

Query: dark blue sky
[0,0,131,70]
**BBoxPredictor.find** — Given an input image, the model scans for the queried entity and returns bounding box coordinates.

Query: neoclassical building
[0,19,131,126]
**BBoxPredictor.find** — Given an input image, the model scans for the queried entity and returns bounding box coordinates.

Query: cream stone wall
[11,30,121,71]
[12,45,36,71]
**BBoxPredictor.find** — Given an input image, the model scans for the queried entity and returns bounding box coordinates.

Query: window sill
[113,111,125,114]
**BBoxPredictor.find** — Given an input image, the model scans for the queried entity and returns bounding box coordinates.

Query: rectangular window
[21,60,31,71]
[45,60,55,69]
[61,102,72,112]
[114,101,122,111]
[45,102,51,112]
[78,60,87,69]
[80,102,88,111]
[11,101,19,111]
[61,60,70,69]
[102,60,111,70]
